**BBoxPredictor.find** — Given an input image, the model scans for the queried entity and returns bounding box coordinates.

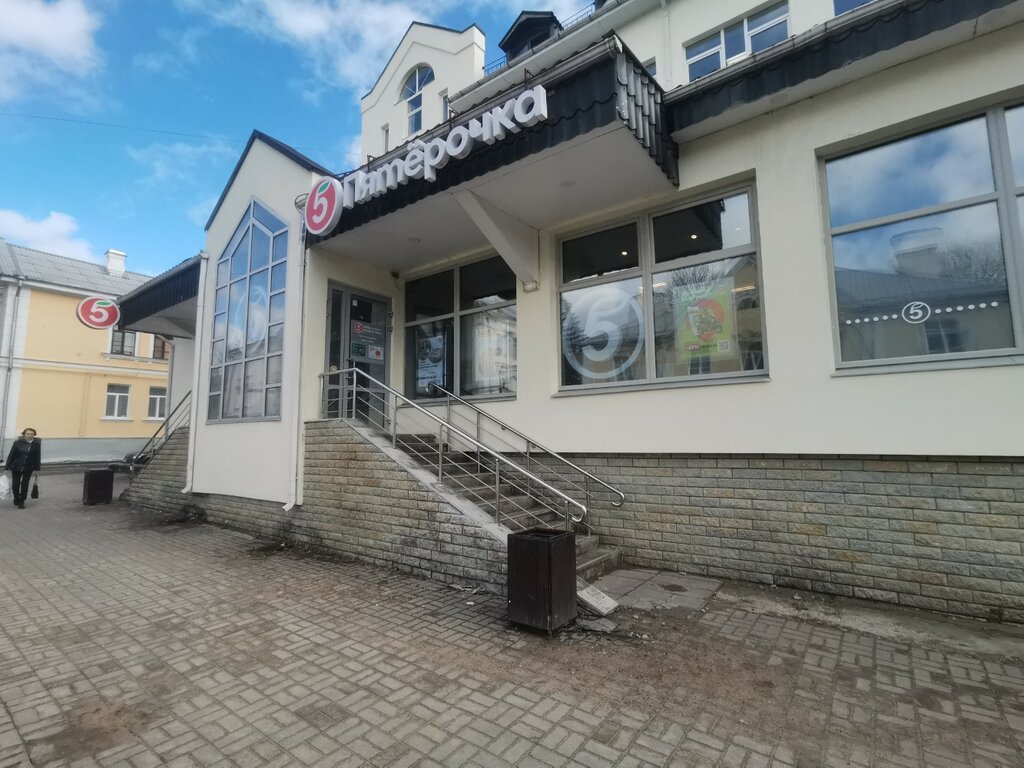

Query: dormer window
[403,65,435,136]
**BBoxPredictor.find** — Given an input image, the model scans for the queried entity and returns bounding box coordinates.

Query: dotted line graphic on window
[843,300,1000,326]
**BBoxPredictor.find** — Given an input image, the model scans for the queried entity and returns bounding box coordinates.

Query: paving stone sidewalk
[1,473,1023,768]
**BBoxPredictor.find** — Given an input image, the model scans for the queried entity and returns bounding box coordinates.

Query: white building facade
[126,0,1024,622]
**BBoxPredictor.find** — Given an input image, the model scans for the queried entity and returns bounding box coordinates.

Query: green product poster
[673,278,737,360]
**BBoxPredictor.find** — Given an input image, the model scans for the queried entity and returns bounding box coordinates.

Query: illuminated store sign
[305,85,549,235]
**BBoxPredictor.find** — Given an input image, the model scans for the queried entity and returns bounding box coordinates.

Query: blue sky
[0,0,581,277]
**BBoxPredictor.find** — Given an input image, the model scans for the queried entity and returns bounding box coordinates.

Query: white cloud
[186,196,219,228]
[132,26,208,75]
[0,0,101,103]
[176,0,589,97]
[126,139,236,185]
[0,209,96,261]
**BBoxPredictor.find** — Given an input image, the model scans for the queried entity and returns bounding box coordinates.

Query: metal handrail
[128,390,192,478]
[427,382,625,508]
[319,368,588,526]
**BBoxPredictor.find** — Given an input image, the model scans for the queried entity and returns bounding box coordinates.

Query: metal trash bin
[83,469,114,505]
[507,528,577,632]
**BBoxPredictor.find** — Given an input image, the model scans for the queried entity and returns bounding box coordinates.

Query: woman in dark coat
[5,428,41,508]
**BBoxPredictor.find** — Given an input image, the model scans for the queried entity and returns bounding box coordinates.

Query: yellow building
[0,240,170,462]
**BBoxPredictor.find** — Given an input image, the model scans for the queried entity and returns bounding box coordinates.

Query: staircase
[321,370,623,583]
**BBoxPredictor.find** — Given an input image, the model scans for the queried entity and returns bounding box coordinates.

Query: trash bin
[83,469,114,505]
[507,528,577,632]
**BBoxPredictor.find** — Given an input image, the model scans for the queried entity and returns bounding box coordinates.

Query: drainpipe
[282,233,308,513]
[0,276,25,457]
[183,252,208,494]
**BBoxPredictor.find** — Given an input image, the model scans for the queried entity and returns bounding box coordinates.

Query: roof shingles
[0,239,152,296]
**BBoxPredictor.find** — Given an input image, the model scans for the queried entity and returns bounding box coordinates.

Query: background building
[0,240,170,462]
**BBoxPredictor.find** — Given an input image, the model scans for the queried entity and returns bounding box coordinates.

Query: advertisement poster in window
[673,279,737,360]
[416,334,447,394]
[473,320,511,392]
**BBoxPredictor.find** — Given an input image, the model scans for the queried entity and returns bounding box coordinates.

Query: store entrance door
[325,288,389,428]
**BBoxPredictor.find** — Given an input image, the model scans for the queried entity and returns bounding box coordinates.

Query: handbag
[31,479,38,499]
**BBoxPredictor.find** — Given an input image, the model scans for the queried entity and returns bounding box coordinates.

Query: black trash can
[83,469,114,505]
[507,528,577,632]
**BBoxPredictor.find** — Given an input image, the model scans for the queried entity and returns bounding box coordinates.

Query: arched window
[403,65,434,135]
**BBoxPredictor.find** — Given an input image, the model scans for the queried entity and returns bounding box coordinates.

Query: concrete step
[576,546,621,582]
[576,534,600,557]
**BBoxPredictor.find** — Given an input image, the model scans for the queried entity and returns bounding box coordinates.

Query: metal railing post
[495,463,501,526]
[391,394,398,447]
[438,420,444,480]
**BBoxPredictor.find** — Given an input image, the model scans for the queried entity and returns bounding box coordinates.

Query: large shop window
[405,256,517,399]
[208,201,287,421]
[685,3,789,82]
[559,190,766,388]
[825,105,1024,366]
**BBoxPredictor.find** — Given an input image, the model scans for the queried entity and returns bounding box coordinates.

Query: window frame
[833,0,875,16]
[403,253,518,401]
[152,335,170,360]
[556,184,770,393]
[207,197,288,424]
[147,387,168,420]
[820,102,1024,373]
[110,330,136,357]
[104,384,131,420]
[403,64,434,137]
[684,2,790,83]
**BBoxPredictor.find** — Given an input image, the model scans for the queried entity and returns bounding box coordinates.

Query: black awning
[666,0,1019,130]
[118,257,201,334]
[309,40,676,245]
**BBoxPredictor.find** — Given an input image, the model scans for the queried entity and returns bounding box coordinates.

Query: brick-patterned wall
[124,421,507,593]
[121,428,191,514]
[555,454,1024,623]
[302,420,506,591]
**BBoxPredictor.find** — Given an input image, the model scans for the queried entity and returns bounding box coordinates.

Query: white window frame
[685,2,789,83]
[110,330,136,356]
[147,387,167,420]
[821,102,1024,373]
[403,65,434,137]
[834,0,875,16]
[556,185,769,393]
[105,384,130,419]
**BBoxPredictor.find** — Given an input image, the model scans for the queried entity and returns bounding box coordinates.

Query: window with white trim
[405,256,517,398]
[685,2,789,82]
[148,387,167,419]
[105,384,130,418]
[559,189,766,388]
[824,105,1024,366]
[834,0,874,15]
[403,65,434,136]
[208,200,287,421]
[152,335,170,360]
[110,330,135,356]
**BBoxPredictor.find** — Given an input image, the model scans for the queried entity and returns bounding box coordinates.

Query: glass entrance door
[325,288,389,427]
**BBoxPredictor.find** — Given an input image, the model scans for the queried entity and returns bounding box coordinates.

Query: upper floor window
[111,330,135,356]
[834,0,874,14]
[685,2,789,82]
[825,105,1024,366]
[152,335,170,360]
[148,387,167,420]
[403,65,434,136]
[643,59,657,78]
[209,200,288,421]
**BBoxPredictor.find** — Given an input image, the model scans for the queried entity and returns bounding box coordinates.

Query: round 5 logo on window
[305,177,343,236]
[562,288,645,380]
[77,297,120,330]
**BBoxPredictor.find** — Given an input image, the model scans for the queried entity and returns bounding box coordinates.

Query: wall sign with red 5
[77,297,121,330]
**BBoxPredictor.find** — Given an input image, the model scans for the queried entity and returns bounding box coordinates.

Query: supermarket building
[121,0,1024,621]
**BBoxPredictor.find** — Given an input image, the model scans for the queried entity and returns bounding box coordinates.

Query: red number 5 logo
[77,297,121,330]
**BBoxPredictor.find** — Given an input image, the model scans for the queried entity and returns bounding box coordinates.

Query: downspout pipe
[283,229,308,513]
[0,275,25,457]
[182,252,208,494]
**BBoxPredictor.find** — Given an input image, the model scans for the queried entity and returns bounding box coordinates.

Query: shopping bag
[0,475,9,501]
[31,480,39,499]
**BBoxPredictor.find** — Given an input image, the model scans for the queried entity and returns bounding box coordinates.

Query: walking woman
[6,428,41,508]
